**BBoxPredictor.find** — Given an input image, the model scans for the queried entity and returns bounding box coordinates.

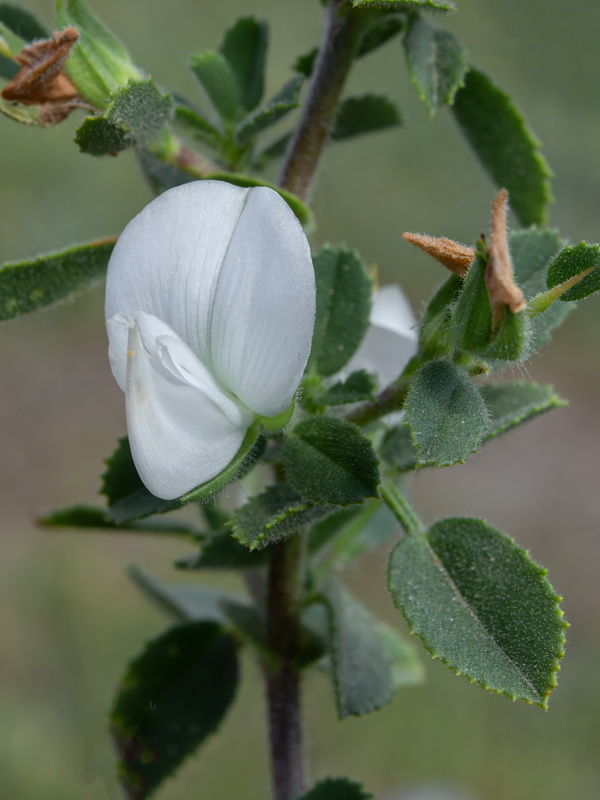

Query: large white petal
[209,187,315,417]
[105,181,251,372]
[124,315,251,500]
[345,284,418,389]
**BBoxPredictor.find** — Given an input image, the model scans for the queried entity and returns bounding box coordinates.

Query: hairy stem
[278,0,368,200]
[265,534,306,800]
[345,376,411,427]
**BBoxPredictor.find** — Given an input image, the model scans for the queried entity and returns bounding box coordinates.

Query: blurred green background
[1,1,600,798]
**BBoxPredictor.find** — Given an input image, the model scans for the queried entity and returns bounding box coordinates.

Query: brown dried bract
[2,27,86,124]
[486,189,526,321]
[402,233,474,278]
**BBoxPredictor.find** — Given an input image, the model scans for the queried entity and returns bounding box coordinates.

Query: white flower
[345,284,418,389]
[105,181,315,500]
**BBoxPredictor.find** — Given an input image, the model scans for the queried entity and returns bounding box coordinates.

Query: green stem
[345,377,411,427]
[380,482,422,536]
[264,534,307,800]
[278,0,368,200]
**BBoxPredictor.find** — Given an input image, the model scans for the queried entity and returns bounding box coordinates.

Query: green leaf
[452,68,552,227]
[76,79,173,155]
[176,529,269,570]
[219,599,272,661]
[510,227,571,350]
[546,242,600,301]
[378,622,425,687]
[189,50,242,123]
[230,484,331,551]
[403,14,467,116]
[127,566,235,624]
[40,504,199,536]
[219,16,268,112]
[0,4,48,40]
[293,15,404,79]
[136,147,195,195]
[331,94,401,141]
[404,360,490,467]
[294,47,317,77]
[418,273,463,359]
[0,238,114,321]
[255,131,293,165]
[380,425,418,472]
[101,438,181,525]
[284,417,380,506]
[0,51,20,79]
[174,105,223,149]
[55,0,140,109]
[235,75,303,146]
[311,500,398,570]
[112,621,238,798]
[388,517,567,707]
[299,778,373,800]
[452,254,529,364]
[351,1,455,10]
[358,14,405,57]
[310,245,372,376]
[323,581,394,718]
[317,370,376,406]
[200,171,311,227]
[482,381,566,442]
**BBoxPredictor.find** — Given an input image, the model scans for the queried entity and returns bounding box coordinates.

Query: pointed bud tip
[402,233,474,278]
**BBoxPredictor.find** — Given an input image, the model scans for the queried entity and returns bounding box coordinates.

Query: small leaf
[293,15,404,79]
[76,78,173,155]
[403,14,467,115]
[255,131,293,165]
[404,360,490,467]
[418,274,463,359]
[284,417,380,506]
[331,94,401,141]
[136,148,195,195]
[318,370,376,406]
[174,105,223,149]
[378,622,425,687]
[230,483,331,551]
[351,1,455,10]
[452,68,552,227]
[380,425,418,472]
[323,581,394,718]
[357,14,405,58]
[55,0,140,109]
[189,50,242,123]
[0,52,19,80]
[101,437,181,524]
[510,227,571,350]
[40,504,199,536]
[546,242,600,301]
[482,381,566,442]
[452,254,529,364]
[0,238,114,321]
[299,778,373,800]
[112,621,238,799]
[0,4,48,41]
[310,245,372,376]
[176,529,269,570]
[293,47,317,77]
[128,566,234,624]
[388,517,567,707]
[235,75,303,146]
[219,16,268,112]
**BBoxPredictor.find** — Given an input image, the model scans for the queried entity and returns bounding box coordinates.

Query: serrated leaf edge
[388,527,568,708]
